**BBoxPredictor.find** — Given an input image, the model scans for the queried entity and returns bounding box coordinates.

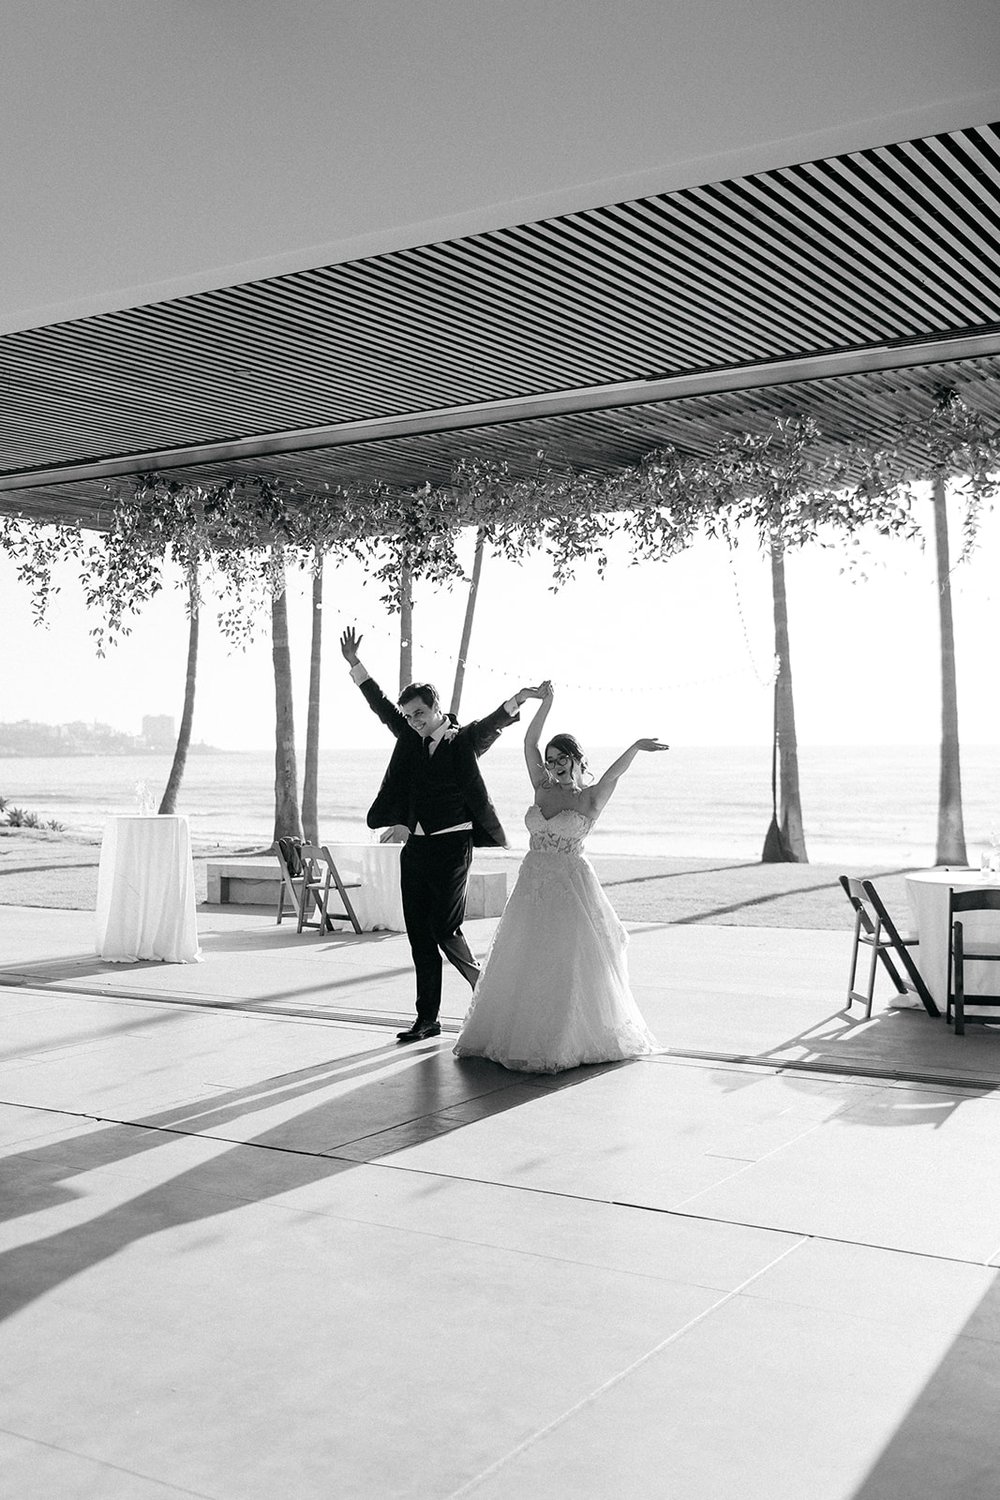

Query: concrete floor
[2,903,1000,1498]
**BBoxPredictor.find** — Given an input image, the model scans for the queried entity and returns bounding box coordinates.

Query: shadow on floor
[0,1039,624,1326]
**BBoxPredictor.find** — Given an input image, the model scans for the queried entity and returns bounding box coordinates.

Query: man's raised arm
[339,625,367,681]
[340,626,407,735]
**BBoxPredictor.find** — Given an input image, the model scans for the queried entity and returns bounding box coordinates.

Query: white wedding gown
[454,805,658,1073]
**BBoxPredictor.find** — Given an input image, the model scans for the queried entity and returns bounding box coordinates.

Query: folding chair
[948,888,1000,1035]
[296,844,363,935]
[861,877,939,1016]
[838,876,939,1018]
[275,836,306,925]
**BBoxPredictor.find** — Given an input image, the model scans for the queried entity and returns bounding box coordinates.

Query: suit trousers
[399,831,481,1023]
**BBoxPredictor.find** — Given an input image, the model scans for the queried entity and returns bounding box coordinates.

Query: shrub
[4,803,59,830]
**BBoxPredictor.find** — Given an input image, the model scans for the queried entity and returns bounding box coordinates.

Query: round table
[905,868,1000,1007]
[324,841,406,931]
[96,814,201,963]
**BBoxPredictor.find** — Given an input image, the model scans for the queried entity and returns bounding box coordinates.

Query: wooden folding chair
[838,876,938,1018]
[296,844,363,935]
[275,837,305,925]
[839,875,915,1018]
[948,888,1000,1035]
[860,877,939,1016]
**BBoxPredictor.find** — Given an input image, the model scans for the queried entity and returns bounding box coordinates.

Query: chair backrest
[860,877,920,957]
[860,876,938,1015]
[950,888,1000,917]
[839,874,879,930]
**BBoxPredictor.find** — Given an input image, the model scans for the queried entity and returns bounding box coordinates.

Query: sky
[2,487,997,753]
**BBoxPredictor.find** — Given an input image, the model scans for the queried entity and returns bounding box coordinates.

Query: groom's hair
[398,682,439,711]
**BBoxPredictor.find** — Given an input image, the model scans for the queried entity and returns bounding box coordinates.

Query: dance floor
[2,904,999,1498]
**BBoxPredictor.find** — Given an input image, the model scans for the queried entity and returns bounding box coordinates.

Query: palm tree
[890,391,1000,865]
[158,561,200,815]
[398,558,413,692]
[301,548,324,845]
[270,543,303,844]
[762,528,806,861]
[450,527,485,717]
[705,423,821,862]
[628,418,921,863]
[931,475,967,865]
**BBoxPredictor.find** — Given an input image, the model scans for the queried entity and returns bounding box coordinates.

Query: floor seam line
[0,979,430,1029]
[342,1159,1000,1269]
[612,1199,997,1267]
[7,986,997,1089]
[5,1103,995,1270]
[444,1234,812,1499]
[0,1423,217,1498]
[659,1046,1000,1093]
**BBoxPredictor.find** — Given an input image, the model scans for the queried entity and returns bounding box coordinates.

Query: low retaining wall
[205,858,507,920]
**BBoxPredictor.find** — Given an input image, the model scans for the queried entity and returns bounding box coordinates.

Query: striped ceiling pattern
[2,119,1000,525]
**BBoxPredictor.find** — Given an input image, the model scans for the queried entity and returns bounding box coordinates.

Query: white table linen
[905,868,1000,1006]
[325,842,405,931]
[96,815,201,963]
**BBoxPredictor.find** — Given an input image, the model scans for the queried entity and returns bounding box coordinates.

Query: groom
[341,626,544,1043]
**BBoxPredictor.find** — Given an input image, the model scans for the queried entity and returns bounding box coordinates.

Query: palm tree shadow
[0,1041,615,1324]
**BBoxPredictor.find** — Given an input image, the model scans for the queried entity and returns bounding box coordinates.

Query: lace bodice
[525,803,594,855]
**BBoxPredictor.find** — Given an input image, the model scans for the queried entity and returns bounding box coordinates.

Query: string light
[725,542,779,689]
[324,606,769,698]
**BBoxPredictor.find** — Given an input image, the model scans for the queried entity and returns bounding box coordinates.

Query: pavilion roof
[3,119,999,527]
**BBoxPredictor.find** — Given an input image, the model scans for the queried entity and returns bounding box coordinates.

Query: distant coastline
[0,719,219,758]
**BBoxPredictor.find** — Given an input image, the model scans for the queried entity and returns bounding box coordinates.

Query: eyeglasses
[545,753,572,768]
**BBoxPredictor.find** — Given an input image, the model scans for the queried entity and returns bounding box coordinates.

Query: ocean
[2,743,997,867]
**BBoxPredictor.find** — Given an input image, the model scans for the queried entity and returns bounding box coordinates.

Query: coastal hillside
[0,719,216,757]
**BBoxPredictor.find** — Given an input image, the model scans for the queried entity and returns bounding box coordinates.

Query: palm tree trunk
[451,528,485,717]
[398,559,413,693]
[271,546,303,844]
[932,475,967,865]
[763,533,808,862]
[158,565,199,815]
[301,551,323,845]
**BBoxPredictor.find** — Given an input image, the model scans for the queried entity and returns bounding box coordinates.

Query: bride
[454,681,668,1073]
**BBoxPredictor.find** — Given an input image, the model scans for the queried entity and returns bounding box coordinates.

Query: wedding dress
[454,804,658,1073]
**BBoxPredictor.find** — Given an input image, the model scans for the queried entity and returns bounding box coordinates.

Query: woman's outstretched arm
[524,680,555,789]
[589,737,669,814]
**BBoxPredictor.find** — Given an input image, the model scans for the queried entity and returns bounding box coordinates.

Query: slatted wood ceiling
[2,121,999,525]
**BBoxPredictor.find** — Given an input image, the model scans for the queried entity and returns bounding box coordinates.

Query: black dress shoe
[396,1021,442,1043]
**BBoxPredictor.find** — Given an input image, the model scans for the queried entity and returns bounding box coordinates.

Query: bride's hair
[544,733,590,781]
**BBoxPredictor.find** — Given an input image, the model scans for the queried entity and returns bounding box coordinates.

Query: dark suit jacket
[357,676,517,847]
